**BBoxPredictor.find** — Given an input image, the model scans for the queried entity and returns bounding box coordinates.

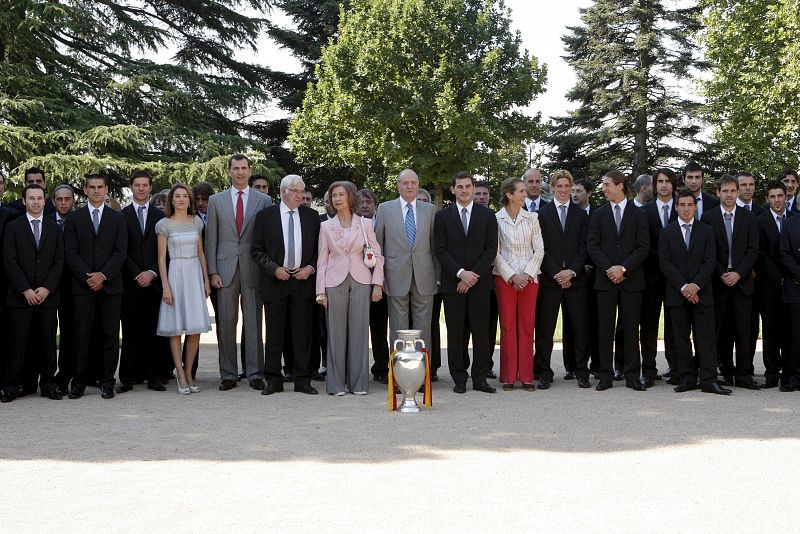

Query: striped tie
[405,203,416,248]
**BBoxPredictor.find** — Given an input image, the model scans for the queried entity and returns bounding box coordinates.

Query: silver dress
[156,216,211,336]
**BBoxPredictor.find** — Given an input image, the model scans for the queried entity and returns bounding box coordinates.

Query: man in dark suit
[700,175,760,389]
[756,181,795,387]
[434,172,498,394]
[779,213,800,391]
[63,174,128,399]
[470,181,498,379]
[252,174,320,395]
[118,170,167,393]
[52,184,76,395]
[682,161,719,220]
[735,171,765,215]
[778,168,800,213]
[639,168,679,385]
[522,168,548,212]
[0,185,64,402]
[587,170,650,391]
[535,170,590,388]
[8,167,56,216]
[659,190,730,395]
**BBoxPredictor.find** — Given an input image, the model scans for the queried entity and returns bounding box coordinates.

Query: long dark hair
[164,183,195,217]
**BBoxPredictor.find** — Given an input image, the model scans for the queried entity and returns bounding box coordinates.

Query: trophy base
[397,397,422,413]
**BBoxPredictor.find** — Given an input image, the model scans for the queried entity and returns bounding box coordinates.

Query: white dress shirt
[736,198,754,211]
[772,210,787,232]
[454,201,473,278]
[678,218,696,292]
[280,202,302,269]
[231,186,251,217]
[525,197,541,212]
[26,212,43,239]
[401,198,417,221]
[721,205,736,233]
[656,198,674,227]
[88,202,106,220]
[610,197,628,220]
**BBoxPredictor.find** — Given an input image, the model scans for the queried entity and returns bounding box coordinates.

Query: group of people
[1,156,799,403]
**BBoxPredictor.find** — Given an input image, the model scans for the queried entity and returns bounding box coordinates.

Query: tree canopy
[0,0,282,196]
[287,0,546,202]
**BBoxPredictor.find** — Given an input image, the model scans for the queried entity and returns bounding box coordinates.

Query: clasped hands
[22,287,50,306]
[86,272,105,291]
[681,283,701,305]
[458,270,480,293]
[606,265,626,284]
[274,265,313,281]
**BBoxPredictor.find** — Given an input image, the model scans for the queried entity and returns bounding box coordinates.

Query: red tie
[235,191,244,235]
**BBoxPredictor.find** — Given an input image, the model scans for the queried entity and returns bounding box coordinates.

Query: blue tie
[405,202,416,248]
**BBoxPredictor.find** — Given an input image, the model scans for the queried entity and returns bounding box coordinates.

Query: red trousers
[495,276,538,384]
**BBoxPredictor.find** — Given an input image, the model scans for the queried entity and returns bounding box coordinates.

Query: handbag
[359,218,378,269]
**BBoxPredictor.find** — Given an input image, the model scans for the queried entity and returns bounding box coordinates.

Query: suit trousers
[56,296,76,390]
[563,270,599,373]
[535,284,588,381]
[120,284,167,383]
[72,292,121,389]
[387,274,434,357]
[325,274,371,394]
[444,290,491,385]
[216,266,263,381]
[425,293,443,372]
[495,276,537,384]
[369,296,390,378]
[4,306,58,393]
[264,281,313,387]
[640,283,675,378]
[596,286,643,382]
[462,289,498,371]
[784,304,800,387]
[669,302,717,385]
[760,283,789,382]
[713,282,753,381]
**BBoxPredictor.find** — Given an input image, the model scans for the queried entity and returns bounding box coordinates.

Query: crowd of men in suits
[1,157,800,403]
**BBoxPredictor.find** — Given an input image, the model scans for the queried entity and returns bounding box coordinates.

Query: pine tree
[548,0,705,180]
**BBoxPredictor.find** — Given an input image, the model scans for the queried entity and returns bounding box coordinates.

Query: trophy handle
[415,339,426,350]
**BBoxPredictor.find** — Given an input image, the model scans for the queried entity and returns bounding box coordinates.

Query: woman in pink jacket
[316,181,385,395]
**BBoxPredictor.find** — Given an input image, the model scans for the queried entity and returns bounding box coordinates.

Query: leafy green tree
[701,0,800,180]
[548,0,706,179]
[288,0,546,202]
[0,0,281,197]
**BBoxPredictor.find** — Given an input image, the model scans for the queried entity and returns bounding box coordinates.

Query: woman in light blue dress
[156,184,211,394]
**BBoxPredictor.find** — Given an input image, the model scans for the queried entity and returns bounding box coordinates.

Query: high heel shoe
[188,384,200,393]
[177,379,190,395]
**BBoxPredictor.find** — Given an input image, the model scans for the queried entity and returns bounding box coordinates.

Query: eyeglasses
[285,188,305,195]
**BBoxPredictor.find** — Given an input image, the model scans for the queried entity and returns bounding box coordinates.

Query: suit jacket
[375,198,438,297]
[757,210,796,287]
[659,220,716,307]
[316,214,384,294]
[205,188,271,288]
[696,192,720,217]
[642,200,678,286]
[63,205,128,295]
[538,201,589,287]
[3,215,64,307]
[121,203,165,288]
[0,206,22,298]
[587,201,649,291]
[251,204,320,302]
[9,197,55,216]
[700,206,759,295]
[435,203,498,294]
[780,215,800,303]
[738,202,765,217]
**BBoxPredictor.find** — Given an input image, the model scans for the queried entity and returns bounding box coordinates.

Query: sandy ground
[1,315,799,533]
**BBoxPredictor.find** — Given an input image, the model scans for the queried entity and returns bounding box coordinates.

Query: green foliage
[0,0,279,197]
[701,0,800,180]
[548,0,706,180]
[288,0,546,201]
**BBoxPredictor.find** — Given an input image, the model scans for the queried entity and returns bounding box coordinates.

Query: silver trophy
[392,330,428,413]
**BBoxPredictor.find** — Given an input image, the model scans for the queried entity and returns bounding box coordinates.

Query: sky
[258,0,592,121]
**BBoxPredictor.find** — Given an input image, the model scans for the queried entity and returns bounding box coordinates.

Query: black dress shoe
[654,374,663,381]
[763,377,780,389]
[626,379,647,391]
[485,371,496,380]
[734,379,761,390]
[701,381,732,395]
[564,371,575,380]
[261,383,284,395]
[473,382,496,393]
[249,378,265,390]
[47,390,63,400]
[640,377,655,388]
[294,384,318,395]
[673,383,698,393]
[453,383,467,394]
[719,375,734,386]
[116,382,133,394]
[537,379,551,390]
[373,374,389,384]
[577,377,591,388]
[283,372,294,382]
[431,371,439,382]
[68,386,85,399]
[779,384,798,392]
[218,379,237,391]
[100,386,115,399]
[16,386,33,398]
[311,372,326,382]
[147,380,166,391]
[0,390,14,403]
[596,380,612,391]
[666,376,681,385]
[613,371,624,381]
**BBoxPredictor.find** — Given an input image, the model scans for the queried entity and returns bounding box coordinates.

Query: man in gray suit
[375,169,438,359]
[206,154,271,391]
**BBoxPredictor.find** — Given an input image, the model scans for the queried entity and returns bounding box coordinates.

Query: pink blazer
[316,214,385,294]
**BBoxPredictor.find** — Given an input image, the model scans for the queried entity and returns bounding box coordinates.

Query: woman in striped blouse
[494,177,545,391]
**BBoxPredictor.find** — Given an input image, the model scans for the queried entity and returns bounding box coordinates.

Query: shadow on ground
[1,345,798,463]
